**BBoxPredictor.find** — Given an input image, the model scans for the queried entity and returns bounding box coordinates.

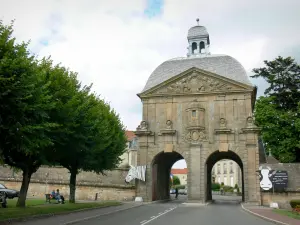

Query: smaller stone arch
[151,151,186,201]
[205,150,245,202]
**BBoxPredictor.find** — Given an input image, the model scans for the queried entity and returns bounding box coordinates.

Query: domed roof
[141,55,252,93]
[188,26,209,38]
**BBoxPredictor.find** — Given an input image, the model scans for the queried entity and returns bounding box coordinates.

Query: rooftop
[141,54,252,93]
[125,131,136,141]
[171,168,188,175]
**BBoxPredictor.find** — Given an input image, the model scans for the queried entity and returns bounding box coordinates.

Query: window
[0,184,6,189]
[192,42,197,53]
[192,110,197,118]
[230,176,234,187]
[223,163,227,174]
[224,177,227,185]
[199,41,205,53]
[230,162,233,174]
[217,176,221,183]
[217,164,220,174]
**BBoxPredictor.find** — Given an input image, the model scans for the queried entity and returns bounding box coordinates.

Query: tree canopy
[0,21,127,206]
[251,56,300,162]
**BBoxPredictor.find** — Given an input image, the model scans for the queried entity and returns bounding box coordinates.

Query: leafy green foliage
[173,185,185,189]
[290,200,300,209]
[252,56,300,162]
[0,21,127,206]
[170,175,181,187]
[252,56,300,111]
[172,176,181,185]
[222,185,234,192]
[0,21,57,207]
[211,183,221,191]
[234,184,240,193]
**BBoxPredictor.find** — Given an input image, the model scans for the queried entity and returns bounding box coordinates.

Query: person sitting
[50,190,56,199]
[55,189,65,204]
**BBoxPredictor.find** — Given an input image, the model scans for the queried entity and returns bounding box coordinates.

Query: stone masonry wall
[0,165,135,201]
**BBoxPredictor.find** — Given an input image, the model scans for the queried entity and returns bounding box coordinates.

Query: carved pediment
[143,70,251,96]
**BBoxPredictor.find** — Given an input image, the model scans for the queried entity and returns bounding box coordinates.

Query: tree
[0,21,57,207]
[251,56,300,162]
[172,176,181,186]
[252,56,300,111]
[47,84,127,203]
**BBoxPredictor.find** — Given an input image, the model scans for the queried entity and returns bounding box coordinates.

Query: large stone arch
[151,151,187,201]
[134,68,262,204]
[205,150,245,202]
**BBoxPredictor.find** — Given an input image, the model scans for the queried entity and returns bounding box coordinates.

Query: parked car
[170,189,175,194]
[0,184,19,199]
[183,189,187,195]
[178,189,185,195]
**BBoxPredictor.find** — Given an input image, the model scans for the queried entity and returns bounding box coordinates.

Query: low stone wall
[261,192,300,209]
[0,165,132,186]
[4,181,136,201]
[0,165,136,201]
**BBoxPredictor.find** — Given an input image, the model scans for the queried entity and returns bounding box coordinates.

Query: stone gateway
[134,22,262,204]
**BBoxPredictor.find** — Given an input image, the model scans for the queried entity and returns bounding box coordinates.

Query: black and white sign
[271,170,288,189]
[258,166,288,191]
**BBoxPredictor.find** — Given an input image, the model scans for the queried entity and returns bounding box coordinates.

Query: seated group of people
[50,189,65,204]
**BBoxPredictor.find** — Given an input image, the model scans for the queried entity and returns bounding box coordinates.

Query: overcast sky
[1,0,299,168]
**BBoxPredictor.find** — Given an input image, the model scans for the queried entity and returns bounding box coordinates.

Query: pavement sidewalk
[241,204,300,225]
[2,202,144,225]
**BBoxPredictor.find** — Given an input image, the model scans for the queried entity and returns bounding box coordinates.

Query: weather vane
[196,18,199,26]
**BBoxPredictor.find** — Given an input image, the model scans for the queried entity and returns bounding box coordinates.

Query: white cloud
[1,0,299,133]
[172,159,187,169]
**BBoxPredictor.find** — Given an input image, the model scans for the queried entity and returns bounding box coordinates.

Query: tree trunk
[16,168,32,207]
[69,170,77,203]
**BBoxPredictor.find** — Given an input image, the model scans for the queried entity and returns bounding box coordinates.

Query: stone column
[188,143,201,202]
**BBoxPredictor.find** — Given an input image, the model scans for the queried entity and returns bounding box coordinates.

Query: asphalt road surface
[76,198,274,225]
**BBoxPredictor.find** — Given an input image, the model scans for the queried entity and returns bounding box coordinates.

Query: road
[76,197,274,225]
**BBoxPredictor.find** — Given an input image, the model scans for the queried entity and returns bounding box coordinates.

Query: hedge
[290,200,300,208]
[211,183,221,191]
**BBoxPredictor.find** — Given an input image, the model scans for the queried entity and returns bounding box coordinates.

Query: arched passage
[206,150,244,202]
[151,151,185,201]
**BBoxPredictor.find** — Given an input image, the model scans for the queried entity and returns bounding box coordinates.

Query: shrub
[234,184,240,193]
[223,185,234,192]
[174,185,185,189]
[211,183,221,191]
[293,205,300,213]
[290,200,300,208]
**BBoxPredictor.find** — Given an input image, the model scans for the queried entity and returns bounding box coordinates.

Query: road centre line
[141,207,177,225]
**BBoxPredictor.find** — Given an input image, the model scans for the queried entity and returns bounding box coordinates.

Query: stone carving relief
[246,116,254,128]
[184,130,207,143]
[159,120,176,135]
[166,120,173,129]
[219,118,227,128]
[136,120,148,131]
[152,71,240,94]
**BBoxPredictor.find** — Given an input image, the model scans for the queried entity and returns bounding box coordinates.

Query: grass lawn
[0,198,121,221]
[273,209,300,220]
